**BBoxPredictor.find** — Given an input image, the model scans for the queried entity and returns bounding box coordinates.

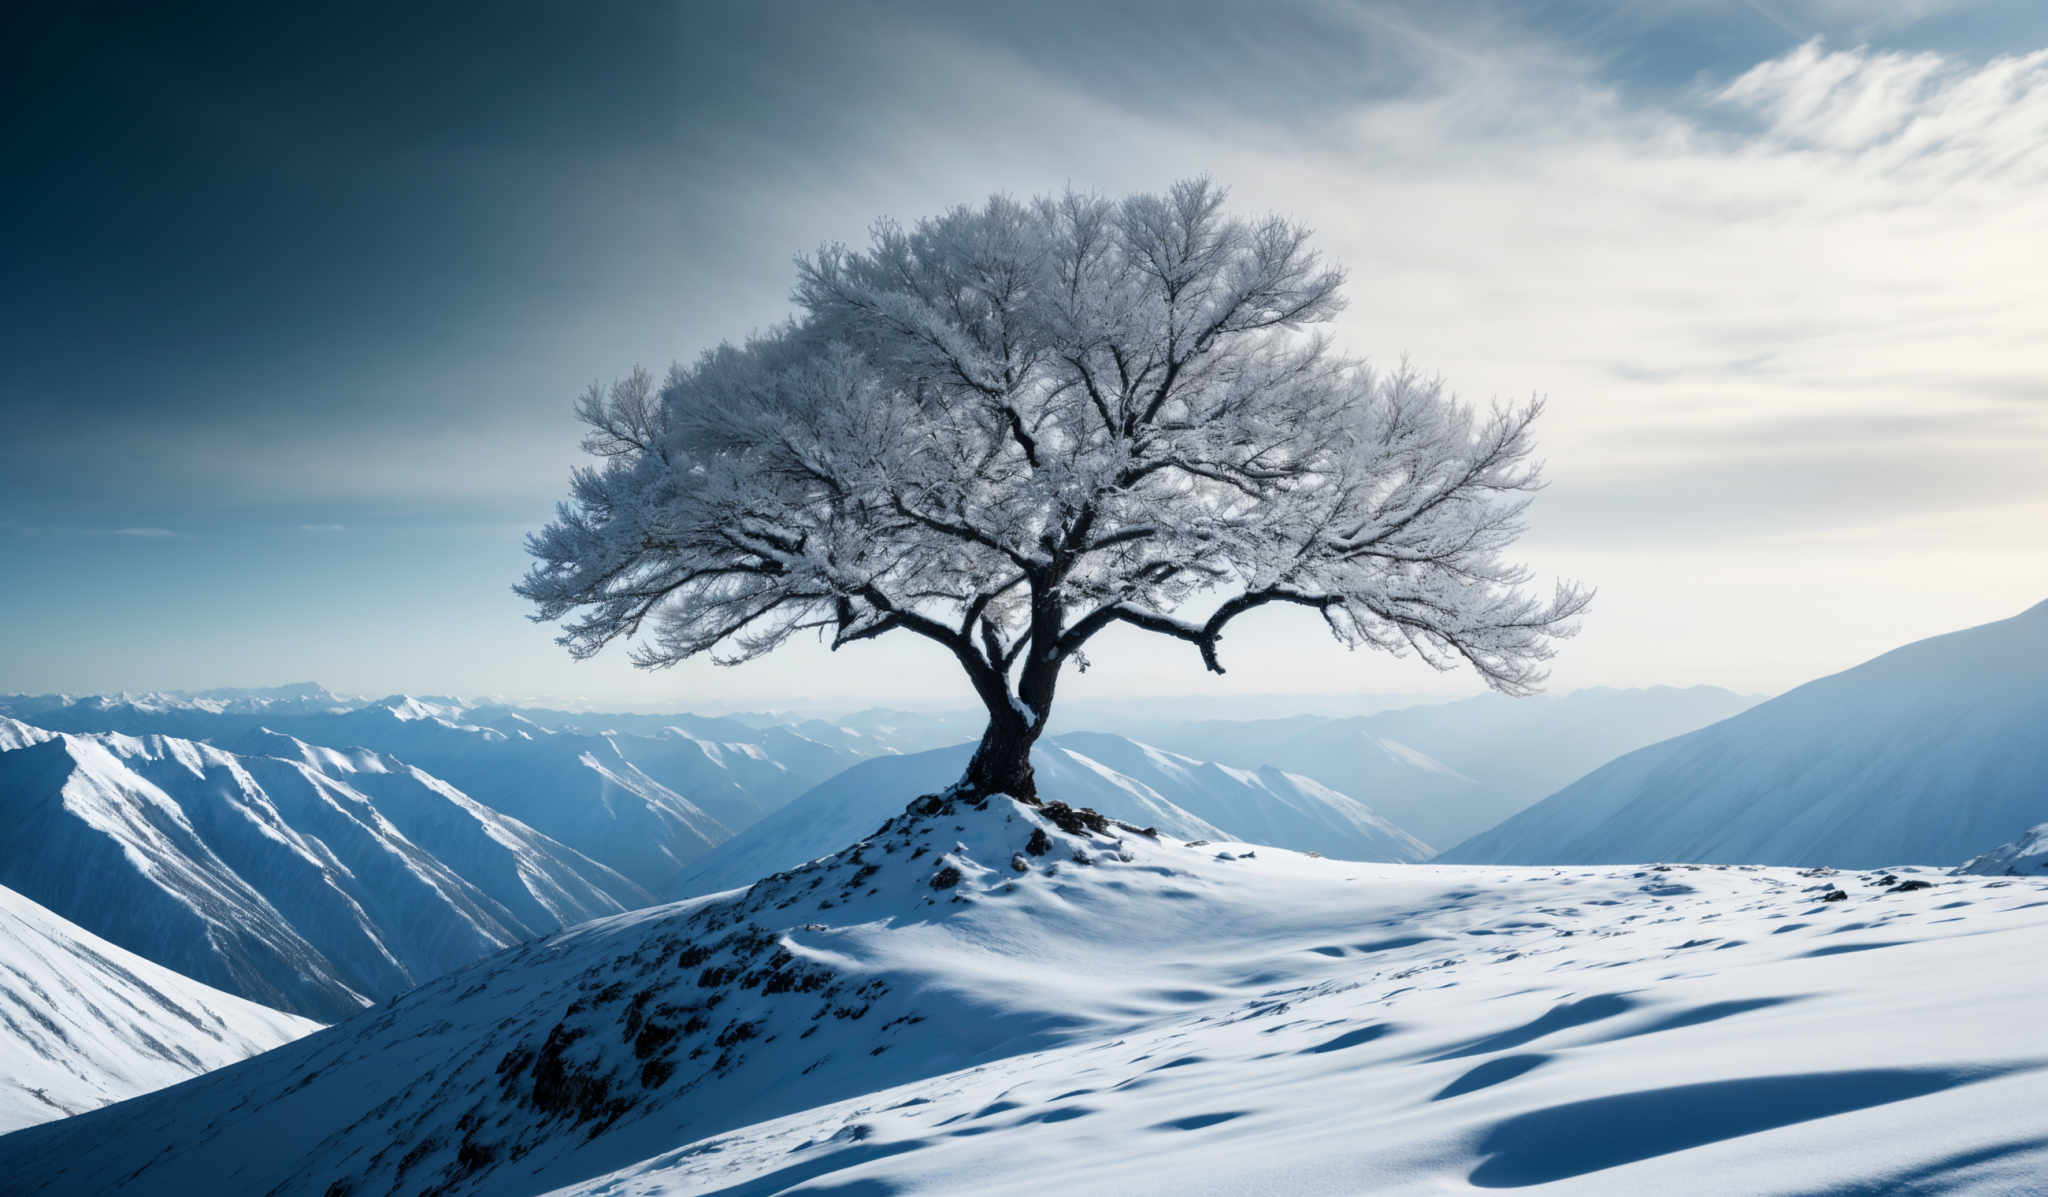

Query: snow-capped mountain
[227,730,653,925]
[1046,731,1430,861]
[1958,822,2048,876]
[673,731,1427,898]
[4,787,2043,1195]
[0,718,645,1020]
[1104,685,1758,849]
[383,729,735,896]
[0,682,356,722]
[5,696,866,892]
[0,882,319,1132]
[1443,600,2048,867]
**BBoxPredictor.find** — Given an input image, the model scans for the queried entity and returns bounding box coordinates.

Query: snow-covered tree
[519,180,1589,798]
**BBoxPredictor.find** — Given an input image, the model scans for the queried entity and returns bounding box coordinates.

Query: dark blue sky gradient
[3,1,2042,702]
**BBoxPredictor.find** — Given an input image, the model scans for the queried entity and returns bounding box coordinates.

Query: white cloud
[754,24,2048,695]
[1718,38,2048,173]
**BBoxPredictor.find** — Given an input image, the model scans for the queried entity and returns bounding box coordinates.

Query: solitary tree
[519,180,1588,799]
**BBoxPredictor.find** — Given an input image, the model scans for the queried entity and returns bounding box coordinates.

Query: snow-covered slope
[0,718,643,1020]
[1958,822,2048,876]
[230,730,653,925]
[4,787,2044,1196]
[336,726,735,897]
[1444,601,2048,868]
[673,731,1426,898]
[0,882,318,1132]
[1108,685,1758,849]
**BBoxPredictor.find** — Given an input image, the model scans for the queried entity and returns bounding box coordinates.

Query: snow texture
[0,881,316,1132]
[4,787,2044,1196]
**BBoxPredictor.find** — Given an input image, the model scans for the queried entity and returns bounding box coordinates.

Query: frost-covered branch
[521,178,1588,795]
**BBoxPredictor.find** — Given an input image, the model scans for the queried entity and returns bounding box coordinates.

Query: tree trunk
[959,709,1043,800]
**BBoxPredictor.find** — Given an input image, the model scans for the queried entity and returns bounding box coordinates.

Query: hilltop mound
[9,782,2048,1196]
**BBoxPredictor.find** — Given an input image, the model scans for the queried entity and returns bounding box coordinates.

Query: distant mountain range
[1443,600,2048,868]
[674,731,1429,898]
[0,694,870,894]
[0,718,642,1020]
[1098,685,1759,848]
[0,678,1797,1023]
[0,880,316,1132]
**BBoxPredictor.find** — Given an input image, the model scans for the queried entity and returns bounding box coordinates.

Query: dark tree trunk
[956,592,1064,801]
[960,709,1044,800]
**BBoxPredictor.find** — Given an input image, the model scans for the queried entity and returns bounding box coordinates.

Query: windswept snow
[0,882,316,1132]
[1445,600,2048,868]
[4,788,2044,1195]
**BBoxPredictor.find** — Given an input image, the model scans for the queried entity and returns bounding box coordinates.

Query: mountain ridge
[1442,601,2048,867]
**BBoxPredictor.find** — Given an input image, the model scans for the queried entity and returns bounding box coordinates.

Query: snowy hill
[1958,822,2048,876]
[0,718,645,1020]
[0,881,317,1132]
[1443,601,2048,868]
[1105,685,1758,849]
[673,732,1427,898]
[4,786,2045,1195]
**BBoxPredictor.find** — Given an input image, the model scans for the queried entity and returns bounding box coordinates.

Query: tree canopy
[519,179,1588,796]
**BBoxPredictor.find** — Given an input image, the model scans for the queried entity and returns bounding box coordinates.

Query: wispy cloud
[107,527,180,538]
[1718,39,2048,172]
[298,523,347,532]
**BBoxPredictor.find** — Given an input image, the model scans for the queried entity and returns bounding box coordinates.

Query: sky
[3,0,2044,711]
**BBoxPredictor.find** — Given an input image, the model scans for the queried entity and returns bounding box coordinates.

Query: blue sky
[4,1,2045,707]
